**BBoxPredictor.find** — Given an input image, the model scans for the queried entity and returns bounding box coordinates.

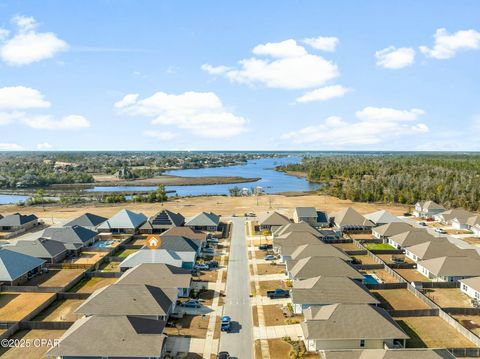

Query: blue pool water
[363,274,379,284]
[92,240,114,248]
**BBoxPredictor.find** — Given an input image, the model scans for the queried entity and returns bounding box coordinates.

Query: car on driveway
[418,222,427,226]
[194,263,210,271]
[181,299,201,308]
[207,236,219,244]
[264,254,276,261]
[218,352,230,359]
[258,244,273,250]
[203,247,215,255]
[221,315,231,332]
[435,228,447,234]
[267,288,290,299]
[208,260,219,269]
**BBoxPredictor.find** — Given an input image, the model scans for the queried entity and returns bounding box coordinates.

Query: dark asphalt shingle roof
[0,213,38,226]
[185,212,220,227]
[0,248,45,281]
[64,213,107,228]
[5,238,67,259]
[158,235,201,252]
[42,225,97,247]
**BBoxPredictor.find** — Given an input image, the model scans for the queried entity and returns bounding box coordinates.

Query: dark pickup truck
[267,288,290,299]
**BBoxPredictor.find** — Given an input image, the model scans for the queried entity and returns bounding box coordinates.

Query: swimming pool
[92,240,114,248]
[363,274,380,285]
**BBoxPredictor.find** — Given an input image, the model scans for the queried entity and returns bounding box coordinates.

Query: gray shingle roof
[0,248,45,281]
[97,209,147,230]
[418,256,480,277]
[141,209,185,230]
[289,256,364,280]
[290,244,351,262]
[116,263,191,289]
[0,213,38,226]
[158,235,201,252]
[4,238,67,259]
[301,304,408,340]
[257,211,291,226]
[47,315,167,358]
[365,210,405,225]
[330,208,374,227]
[373,222,413,237]
[406,238,478,261]
[273,222,321,237]
[322,349,455,359]
[162,226,209,241]
[63,212,107,228]
[119,248,195,269]
[389,229,434,247]
[185,211,220,227]
[294,207,318,218]
[42,225,97,247]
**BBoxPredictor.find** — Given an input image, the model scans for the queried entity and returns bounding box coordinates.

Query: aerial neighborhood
[1,199,480,358]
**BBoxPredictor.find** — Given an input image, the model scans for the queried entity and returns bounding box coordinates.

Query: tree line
[278,154,480,211]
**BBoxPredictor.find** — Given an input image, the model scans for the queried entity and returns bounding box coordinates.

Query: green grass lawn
[365,243,396,250]
[115,249,138,258]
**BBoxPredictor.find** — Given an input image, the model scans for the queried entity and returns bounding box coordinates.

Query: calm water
[86,157,320,196]
[0,194,29,205]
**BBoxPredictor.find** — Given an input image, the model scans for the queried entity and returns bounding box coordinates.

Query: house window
[475,292,480,299]
[360,339,365,347]
[462,284,467,291]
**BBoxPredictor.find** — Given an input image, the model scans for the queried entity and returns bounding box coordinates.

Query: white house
[460,277,480,302]
[417,256,480,282]
[413,201,445,219]
[372,222,412,241]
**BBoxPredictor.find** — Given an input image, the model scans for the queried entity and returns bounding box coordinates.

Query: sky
[0,0,479,151]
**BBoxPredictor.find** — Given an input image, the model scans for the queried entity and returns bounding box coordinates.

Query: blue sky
[0,0,479,151]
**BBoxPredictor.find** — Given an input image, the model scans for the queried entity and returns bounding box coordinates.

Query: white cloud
[281,106,428,146]
[37,142,53,149]
[143,130,176,141]
[296,85,351,103]
[420,28,480,59]
[375,46,415,69]
[116,91,248,138]
[0,143,22,150]
[22,114,90,130]
[202,39,339,89]
[0,86,51,109]
[0,28,9,41]
[303,36,339,52]
[0,111,24,125]
[0,15,68,66]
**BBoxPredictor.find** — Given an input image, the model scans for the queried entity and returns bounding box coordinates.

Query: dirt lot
[332,242,359,251]
[0,292,55,321]
[98,261,121,272]
[453,315,480,336]
[254,263,286,276]
[164,315,221,339]
[251,280,287,296]
[71,251,107,265]
[25,268,84,288]
[0,329,66,359]
[193,269,219,283]
[69,276,117,293]
[395,316,475,348]
[350,254,378,265]
[252,304,303,326]
[362,269,399,283]
[424,288,473,308]
[371,289,430,310]
[1,194,408,222]
[254,338,319,359]
[394,268,429,282]
[34,299,84,321]
[378,254,415,265]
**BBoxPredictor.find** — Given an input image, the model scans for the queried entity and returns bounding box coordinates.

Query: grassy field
[365,243,396,250]
[69,277,117,293]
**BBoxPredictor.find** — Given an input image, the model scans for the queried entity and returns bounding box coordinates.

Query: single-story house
[365,210,404,226]
[413,201,445,218]
[256,211,291,232]
[460,276,480,302]
[119,248,195,271]
[0,248,45,285]
[63,212,107,230]
[434,208,473,228]
[288,256,364,281]
[405,238,478,263]
[0,213,38,232]
[273,231,323,261]
[75,283,176,320]
[301,304,408,351]
[373,222,412,240]
[417,256,480,282]
[273,222,321,238]
[161,226,209,242]
[321,349,455,359]
[388,229,434,249]
[4,238,68,263]
[158,235,202,255]
[47,315,167,359]
[291,276,379,314]
[139,209,185,234]
[97,209,147,234]
[286,243,351,269]
[185,211,220,232]
[293,207,329,228]
[329,208,374,232]
[116,263,191,298]
[42,225,98,252]
[467,216,480,237]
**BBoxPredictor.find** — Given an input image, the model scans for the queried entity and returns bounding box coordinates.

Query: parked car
[403,212,412,216]
[418,222,427,226]
[258,244,273,250]
[435,228,447,234]
[208,260,219,269]
[194,263,210,271]
[221,316,231,332]
[181,299,201,308]
[207,237,219,244]
[203,247,215,255]
[264,254,277,261]
[267,288,290,299]
[218,352,230,359]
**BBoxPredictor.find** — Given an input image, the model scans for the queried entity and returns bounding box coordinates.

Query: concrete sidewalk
[253,324,303,340]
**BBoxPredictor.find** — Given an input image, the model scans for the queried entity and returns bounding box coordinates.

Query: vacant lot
[251,280,287,296]
[254,263,286,276]
[371,289,430,310]
[254,339,319,359]
[395,316,475,348]
[0,292,55,321]
[350,254,378,265]
[378,254,414,265]
[350,233,376,241]
[98,260,121,272]
[25,268,84,288]
[69,276,117,293]
[394,268,428,283]
[193,269,218,283]
[424,288,473,308]
[332,242,358,251]
[164,315,220,339]
[252,304,303,326]
[72,251,107,265]
[0,329,65,359]
[453,315,480,336]
[34,299,84,322]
